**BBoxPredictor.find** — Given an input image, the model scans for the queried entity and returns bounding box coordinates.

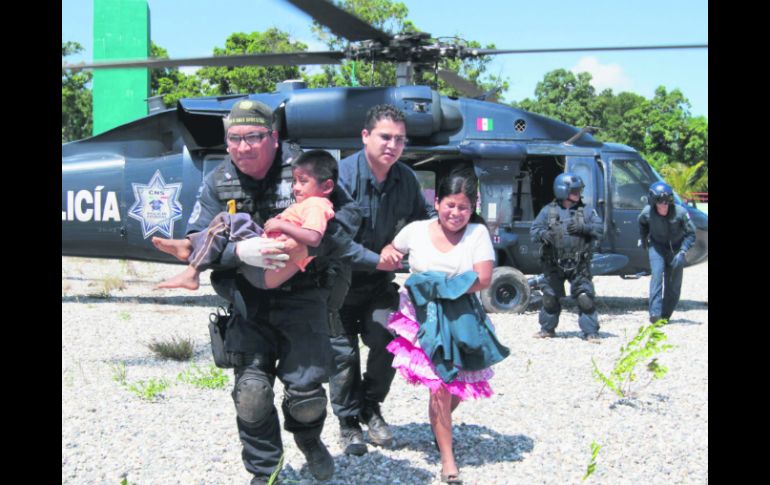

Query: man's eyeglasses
[376,133,408,146]
[226,131,273,147]
[654,195,673,204]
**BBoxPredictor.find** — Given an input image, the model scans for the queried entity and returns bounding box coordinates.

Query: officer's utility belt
[556,257,580,272]
[274,271,326,292]
[274,280,322,292]
[555,250,589,272]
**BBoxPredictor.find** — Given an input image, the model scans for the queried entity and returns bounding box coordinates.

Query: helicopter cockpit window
[611,159,658,210]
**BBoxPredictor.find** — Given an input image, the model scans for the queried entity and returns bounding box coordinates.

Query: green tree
[62,41,93,142]
[514,69,708,177]
[198,29,309,95]
[150,42,213,106]
[659,160,708,199]
[593,89,647,149]
[515,69,597,128]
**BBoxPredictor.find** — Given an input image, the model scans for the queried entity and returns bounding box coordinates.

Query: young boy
[153,149,337,290]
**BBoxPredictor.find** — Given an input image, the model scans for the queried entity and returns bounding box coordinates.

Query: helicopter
[62,0,708,314]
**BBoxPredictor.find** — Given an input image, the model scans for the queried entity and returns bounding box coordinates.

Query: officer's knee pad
[233,370,274,425]
[284,386,328,424]
[576,292,596,314]
[542,291,560,313]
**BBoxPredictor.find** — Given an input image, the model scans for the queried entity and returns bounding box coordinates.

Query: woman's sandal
[440,472,462,484]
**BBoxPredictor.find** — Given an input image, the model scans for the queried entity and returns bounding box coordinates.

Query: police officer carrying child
[638,181,696,323]
[530,172,604,341]
[186,100,359,484]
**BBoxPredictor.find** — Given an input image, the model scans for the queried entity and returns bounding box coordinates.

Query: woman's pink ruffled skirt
[386,292,494,401]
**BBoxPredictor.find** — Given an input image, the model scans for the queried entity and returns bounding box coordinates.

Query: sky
[62,0,708,118]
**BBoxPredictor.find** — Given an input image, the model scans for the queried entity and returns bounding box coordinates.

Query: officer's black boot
[339,416,368,456]
[360,400,393,447]
[294,431,334,481]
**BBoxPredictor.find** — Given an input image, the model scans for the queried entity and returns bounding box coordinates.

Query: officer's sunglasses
[226,131,273,147]
[653,194,673,204]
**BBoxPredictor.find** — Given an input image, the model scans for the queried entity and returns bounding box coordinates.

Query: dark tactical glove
[567,219,588,235]
[540,230,555,245]
[670,251,686,269]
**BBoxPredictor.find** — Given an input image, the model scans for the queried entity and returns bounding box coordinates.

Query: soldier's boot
[294,432,334,481]
[360,400,393,447]
[533,330,556,339]
[339,416,368,456]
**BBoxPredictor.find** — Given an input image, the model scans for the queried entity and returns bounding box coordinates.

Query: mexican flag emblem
[476,117,494,131]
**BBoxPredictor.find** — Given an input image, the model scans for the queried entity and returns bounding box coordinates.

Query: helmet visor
[652,193,673,204]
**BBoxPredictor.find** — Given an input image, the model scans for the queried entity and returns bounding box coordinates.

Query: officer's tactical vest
[212,162,295,226]
[212,141,302,224]
[546,202,591,271]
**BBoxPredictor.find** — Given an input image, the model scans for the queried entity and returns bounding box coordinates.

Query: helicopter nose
[686,228,708,265]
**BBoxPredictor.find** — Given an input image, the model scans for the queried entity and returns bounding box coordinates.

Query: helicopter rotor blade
[62,51,346,72]
[437,68,484,97]
[284,0,392,43]
[464,43,708,58]
[438,69,501,103]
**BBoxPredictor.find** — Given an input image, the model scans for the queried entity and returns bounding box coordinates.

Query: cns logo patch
[128,170,184,238]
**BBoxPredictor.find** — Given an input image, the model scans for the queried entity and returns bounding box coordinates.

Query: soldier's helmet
[648,181,674,207]
[553,172,585,200]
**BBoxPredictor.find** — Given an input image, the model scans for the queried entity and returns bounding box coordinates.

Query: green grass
[111,361,127,386]
[145,335,194,361]
[582,441,602,481]
[127,378,170,401]
[89,274,126,298]
[178,363,230,389]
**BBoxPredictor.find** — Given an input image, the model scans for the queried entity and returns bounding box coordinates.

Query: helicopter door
[565,156,602,219]
[606,156,659,271]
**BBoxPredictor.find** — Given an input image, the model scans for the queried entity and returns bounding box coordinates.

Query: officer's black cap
[224,100,274,130]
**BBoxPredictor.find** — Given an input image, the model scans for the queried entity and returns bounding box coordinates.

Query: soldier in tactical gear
[638,181,696,323]
[186,100,360,484]
[530,172,604,342]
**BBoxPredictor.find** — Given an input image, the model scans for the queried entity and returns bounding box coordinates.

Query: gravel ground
[62,257,708,485]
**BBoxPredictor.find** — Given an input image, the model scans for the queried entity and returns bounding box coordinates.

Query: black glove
[670,251,686,269]
[540,230,555,245]
[639,238,649,251]
[567,219,587,235]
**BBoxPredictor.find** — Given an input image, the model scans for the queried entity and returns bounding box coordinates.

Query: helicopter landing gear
[480,266,530,314]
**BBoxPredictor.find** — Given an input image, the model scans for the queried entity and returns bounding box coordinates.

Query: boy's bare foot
[155,266,200,290]
[152,237,192,262]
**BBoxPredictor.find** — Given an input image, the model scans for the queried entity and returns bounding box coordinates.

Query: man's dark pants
[227,287,332,479]
[538,261,600,334]
[328,273,400,419]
